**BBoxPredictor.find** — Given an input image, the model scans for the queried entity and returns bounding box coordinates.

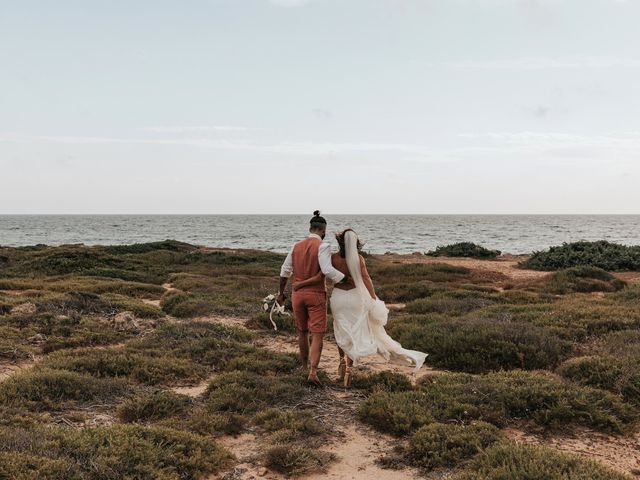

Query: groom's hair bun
[310,210,327,227]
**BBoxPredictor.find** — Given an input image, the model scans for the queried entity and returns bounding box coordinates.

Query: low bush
[407,421,500,470]
[404,290,497,316]
[426,242,501,259]
[255,408,326,438]
[0,423,232,479]
[543,266,626,294]
[265,445,334,476]
[372,262,471,285]
[521,240,640,271]
[386,317,569,373]
[0,369,130,410]
[352,371,414,394]
[377,282,443,303]
[205,371,308,414]
[457,442,631,480]
[43,348,206,385]
[117,390,191,422]
[358,370,638,436]
[558,356,640,405]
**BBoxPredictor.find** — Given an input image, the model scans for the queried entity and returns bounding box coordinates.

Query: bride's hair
[335,229,364,258]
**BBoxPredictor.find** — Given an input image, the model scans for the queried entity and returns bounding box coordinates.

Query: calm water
[1,215,639,255]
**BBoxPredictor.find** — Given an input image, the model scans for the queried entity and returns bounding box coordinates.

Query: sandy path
[0,357,39,383]
[373,253,549,282]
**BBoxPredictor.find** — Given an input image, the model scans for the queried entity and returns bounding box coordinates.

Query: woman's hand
[292,281,302,291]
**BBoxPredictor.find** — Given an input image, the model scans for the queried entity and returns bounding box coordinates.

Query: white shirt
[280,233,346,284]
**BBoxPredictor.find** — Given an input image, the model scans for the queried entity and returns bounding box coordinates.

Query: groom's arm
[318,243,346,284]
[278,248,294,304]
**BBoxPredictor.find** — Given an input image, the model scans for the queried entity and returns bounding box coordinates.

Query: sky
[1,0,640,214]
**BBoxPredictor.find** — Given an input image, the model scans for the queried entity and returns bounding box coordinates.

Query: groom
[278,211,347,385]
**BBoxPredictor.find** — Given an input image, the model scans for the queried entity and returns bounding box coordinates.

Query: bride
[294,229,427,386]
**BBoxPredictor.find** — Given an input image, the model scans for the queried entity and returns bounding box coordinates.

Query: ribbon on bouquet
[262,294,290,331]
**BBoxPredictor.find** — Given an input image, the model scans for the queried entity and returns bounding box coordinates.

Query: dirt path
[0,357,39,383]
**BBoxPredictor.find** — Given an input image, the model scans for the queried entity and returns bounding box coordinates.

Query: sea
[1,215,639,255]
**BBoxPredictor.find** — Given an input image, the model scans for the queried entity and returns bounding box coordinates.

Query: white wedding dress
[330,231,427,373]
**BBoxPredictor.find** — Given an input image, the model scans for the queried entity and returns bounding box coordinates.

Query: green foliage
[205,371,307,414]
[407,421,500,470]
[0,369,130,410]
[265,445,334,476]
[358,370,638,436]
[0,424,232,479]
[255,408,326,438]
[117,390,191,422]
[558,356,640,405]
[521,240,640,271]
[42,348,206,385]
[427,242,501,259]
[386,316,569,373]
[543,266,626,294]
[404,290,497,315]
[456,442,632,480]
[351,371,414,394]
[377,281,443,302]
[373,262,471,284]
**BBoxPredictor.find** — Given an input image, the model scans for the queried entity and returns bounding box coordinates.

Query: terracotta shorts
[292,290,327,333]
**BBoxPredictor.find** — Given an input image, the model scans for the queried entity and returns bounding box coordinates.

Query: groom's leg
[309,333,324,373]
[292,292,310,369]
[297,330,310,370]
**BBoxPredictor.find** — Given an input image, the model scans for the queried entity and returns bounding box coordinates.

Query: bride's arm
[359,255,376,299]
[292,272,324,291]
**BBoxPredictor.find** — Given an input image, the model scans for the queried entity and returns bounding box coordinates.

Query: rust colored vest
[292,237,325,292]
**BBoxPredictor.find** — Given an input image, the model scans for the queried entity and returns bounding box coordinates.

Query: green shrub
[558,356,640,405]
[404,290,497,316]
[0,451,77,480]
[117,390,191,422]
[377,282,443,302]
[427,242,501,259]
[372,262,471,284]
[351,371,414,394]
[358,370,638,436]
[255,408,326,437]
[521,240,640,271]
[543,266,626,294]
[407,421,500,470]
[265,445,334,476]
[0,424,232,479]
[0,369,130,410]
[386,317,569,373]
[457,442,631,480]
[43,348,206,385]
[206,371,308,414]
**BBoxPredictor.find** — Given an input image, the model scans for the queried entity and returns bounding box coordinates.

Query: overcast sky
[1,0,639,214]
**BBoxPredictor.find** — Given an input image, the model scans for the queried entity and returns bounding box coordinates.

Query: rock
[112,311,139,330]
[258,467,268,477]
[0,255,9,265]
[10,302,37,315]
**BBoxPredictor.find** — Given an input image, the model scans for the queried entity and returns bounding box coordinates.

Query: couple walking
[278,211,427,386]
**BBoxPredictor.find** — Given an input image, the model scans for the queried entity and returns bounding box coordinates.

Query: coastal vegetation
[426,241,501,259]
[521,240,640,271]
[1,239,638,478]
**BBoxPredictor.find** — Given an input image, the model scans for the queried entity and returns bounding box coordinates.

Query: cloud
[446,56,640,70]
[268,0,314,7]
[311,108,333,120]
[142,126,251,134]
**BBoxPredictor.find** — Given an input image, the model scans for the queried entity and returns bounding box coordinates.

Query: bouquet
[262,294,290,331]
